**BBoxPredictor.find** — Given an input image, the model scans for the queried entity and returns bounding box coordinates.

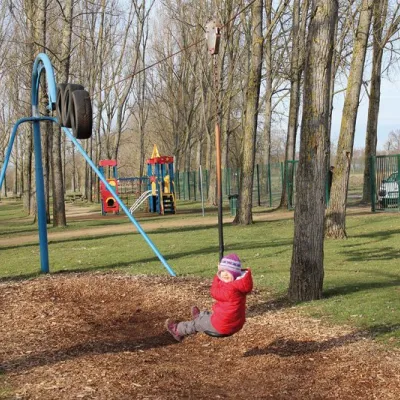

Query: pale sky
[331,78,400,151]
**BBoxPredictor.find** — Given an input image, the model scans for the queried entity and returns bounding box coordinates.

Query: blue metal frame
[1,110,56,274]
[0,54,176,277]
[62,127,175,276]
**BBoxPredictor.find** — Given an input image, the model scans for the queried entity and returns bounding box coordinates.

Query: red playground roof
[99,159,117,167]
[147,156,174,165]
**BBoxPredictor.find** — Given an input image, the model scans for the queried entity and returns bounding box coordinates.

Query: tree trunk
[362,0,388,203]
[325,0,373,238]
[13,135,18,195]
[23,0,35,215]
[262,0,272,168]
[280,0,308,209]
[52,0,73,227]
[234,0,263,225]
[289,0,338,302]
[35,0,51,223]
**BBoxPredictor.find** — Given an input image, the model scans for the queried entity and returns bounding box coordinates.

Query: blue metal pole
[0,118,25,190]
[62,127,176,277]
[33,120,49,273]
[156,164,161,214]
[1,116,55,273]
[32,54,57,111]
[1,117,57,194]
[30,53,57,274]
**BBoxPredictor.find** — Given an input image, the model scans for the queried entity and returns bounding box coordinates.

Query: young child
[165,253,253,342]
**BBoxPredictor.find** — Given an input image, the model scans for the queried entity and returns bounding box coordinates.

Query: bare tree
[22,0,36,215]
[234,0,263,225]
[279,0,309,209]
[326,0,373,239]
[289,0,338,302]
[130,2,154,178]
[362,0,400,203]
[262,0,273,168]
[51,0,74,227]
[384,129,400,153]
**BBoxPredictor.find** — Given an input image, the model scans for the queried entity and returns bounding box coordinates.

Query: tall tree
[362,0,400,203]
[262,0,273,168]
[51,0,73,227]
[22,0,36,216]
[279,0,309,209]
[35,0,52,223]
[233,0,263,225]
[325,0,373,238]
[289,0,338,302]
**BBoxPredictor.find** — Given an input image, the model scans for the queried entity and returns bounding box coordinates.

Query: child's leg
[177,311,220,336]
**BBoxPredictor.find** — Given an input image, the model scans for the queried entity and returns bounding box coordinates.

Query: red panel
[100,178,119,213]
[147,156,174,165]
[99,159,117,167]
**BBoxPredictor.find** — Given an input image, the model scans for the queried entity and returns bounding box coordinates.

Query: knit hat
[218,253,242,279]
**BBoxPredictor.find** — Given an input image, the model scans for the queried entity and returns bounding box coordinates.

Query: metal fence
[175,160,369,210]
[175,163,286,208]
[370,154,400,211]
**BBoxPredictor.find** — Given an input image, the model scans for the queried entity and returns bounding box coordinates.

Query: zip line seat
[204,331,232,338]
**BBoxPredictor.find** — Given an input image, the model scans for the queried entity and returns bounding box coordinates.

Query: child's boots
[165,319,183,342]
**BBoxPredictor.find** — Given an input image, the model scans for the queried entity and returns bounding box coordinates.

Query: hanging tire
[62,83,84,128]
[70,90,92,139]
[56,83,68,126]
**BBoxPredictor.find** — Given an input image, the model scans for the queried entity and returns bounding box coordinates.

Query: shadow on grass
[367,323,400,338]
[343,246,400,262]
[323,279,400,298]
[0,236,290,282]
[349,228,400,241]
[0,272,41,283]
[0,228,39,237]
[0,223,222,251]
[0,215,292,253]
[243,323,400,358]
[0,231,293,283]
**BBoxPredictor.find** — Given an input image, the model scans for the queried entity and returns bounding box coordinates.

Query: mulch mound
[1,273,399,399]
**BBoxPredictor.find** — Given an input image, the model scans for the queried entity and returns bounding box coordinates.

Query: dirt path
[0,204,294,247]
[0,203,374,248]
[1,274,399,399]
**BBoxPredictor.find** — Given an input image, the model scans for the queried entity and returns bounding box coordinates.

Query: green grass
[0,370,12,399]
[0,199,399,346]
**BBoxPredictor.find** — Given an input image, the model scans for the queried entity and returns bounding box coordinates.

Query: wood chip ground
[1,273,399,399]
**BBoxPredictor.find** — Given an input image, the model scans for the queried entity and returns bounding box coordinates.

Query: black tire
[56,83,68,126]
[70,90,92,139]
[62,83,84,128]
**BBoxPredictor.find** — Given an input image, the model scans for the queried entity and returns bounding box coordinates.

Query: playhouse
[98,159,119,215]
[98,146,176,216]
[147,145,176,215]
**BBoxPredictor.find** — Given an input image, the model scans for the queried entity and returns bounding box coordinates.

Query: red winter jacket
[210,269,253,335]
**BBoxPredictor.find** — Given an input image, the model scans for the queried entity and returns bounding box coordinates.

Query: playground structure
[146,145,176,215]
[97,146,177,216]
[0,53,176,277]
[98,159,119,215]
[117,177,149,213]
